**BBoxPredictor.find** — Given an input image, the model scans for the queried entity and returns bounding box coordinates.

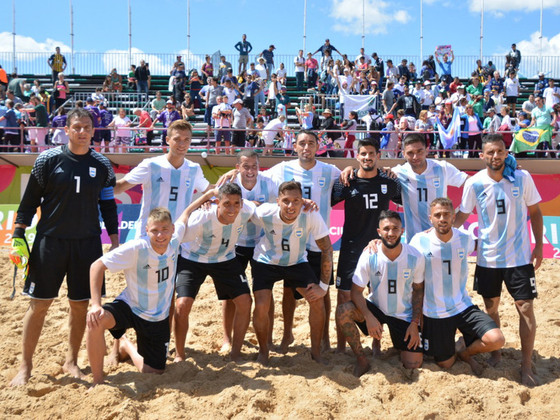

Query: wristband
[13,227,26,239]
[319,281,329,291]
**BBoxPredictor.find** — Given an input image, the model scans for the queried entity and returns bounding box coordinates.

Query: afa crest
[381,184,387,194]
[457,248,466,259]
[512,187,520,197]
[89,167,96,177]
[237,225,244,234]
[433,177,440,188]
[295,228,304,238]
[402,269,412,280]
[185,179,191,188]
[318,177,326,188]
[257,194,266,203]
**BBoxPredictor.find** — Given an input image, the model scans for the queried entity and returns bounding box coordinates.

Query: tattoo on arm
[411,282,424,321]
[316,236,333,284]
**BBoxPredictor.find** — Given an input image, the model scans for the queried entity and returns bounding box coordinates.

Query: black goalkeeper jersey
[16,145,116,239]
[332,170,401,253]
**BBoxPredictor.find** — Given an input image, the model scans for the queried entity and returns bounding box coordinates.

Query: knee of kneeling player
[483,328,505,349]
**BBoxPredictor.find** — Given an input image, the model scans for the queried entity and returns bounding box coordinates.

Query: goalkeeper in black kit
[9,108,119,386]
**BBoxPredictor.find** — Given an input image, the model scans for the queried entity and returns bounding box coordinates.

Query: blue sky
[1,0,559,76]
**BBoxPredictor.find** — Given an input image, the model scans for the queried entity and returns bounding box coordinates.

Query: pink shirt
[305,58,318,70]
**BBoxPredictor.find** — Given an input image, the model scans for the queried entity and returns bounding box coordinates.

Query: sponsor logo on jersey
[209,234,216,238]
[89,167,97,178]
[381,184,387,194]
[236,225,244,233]
[375,271,382,276]
[426,252,433,257]
[351,189,359,196]
[402,269,412,280]
[433,177,440,188]
[295,228,304,238]
[156,177,165,182]
[318,177,326,188]
[457,248,466,259]
[143,264,152,269]
[54,167,64,174]
[269,229,276,235]
[512,187,520,198]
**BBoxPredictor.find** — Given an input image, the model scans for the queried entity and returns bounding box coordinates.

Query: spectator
[340,110,358,157]
[508,43,521,71]
[313,39,341,58]
[212,95,233,154]
[294,50,305,91]
[201,55,213,84]
[7,73,26,101]
[486,60,496,74]
[398,59,411,82]
[415,109,434,147]
[504,71,521,115]
[50,107,68,145]
[127,64,137,90]
[108,108,132,153]
[132,108,154,146]
[275,85,291,119]
[134,60,151,98]
[171,64,187,103]
[262,114,286,155]
[534,72,548,97]
[232,98,253,149]
[188,70,203,109]
[47,46,67,84]
[420,60,434,82]
[102,76,113,92]
[295,104,314,129]
[223,79,240,105]
[543,79,560,109]
[204,77,224,125]
[393,85,420,119]
[460,104,484,158]
[355,48,372,66]
[53,73,70,110]
[235,34,253,74]
[372,52,385,81]
[31,79,42,96]
[255,57,268,81]
[0,100,20,151]
[0,65,8,100]
[385,59,398,84]
[305,52,319,89]
[84,97,102,151]
[260,45,276,80]
[109,68,123,92]
[20,96,49,152]
[467,76,485,119]
[522,94,536,114]
[382,81,396,115]
[277,63,287,86]
[22,84,33,100]
[150,90,166,120]
[320,108,342,153]
[170,55,185,74]
[267,74,281,117]
[151,100,181,144]
[436,49,454,83]
[181,95,195,121]
[482,89,495,113]
[527,96,556,157]
[240,73,259,117]
[98,102,113,150]
[218,56,233,81]
[483,108,501,134]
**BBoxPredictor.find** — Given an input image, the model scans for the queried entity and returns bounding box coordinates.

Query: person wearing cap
[232,98,253,149]
[151,100,181,145]
[171,55,185,75]
[235,34,253,74]
[534,72,548,98]
[305,52,319,89]
[421,81,435,109]
[259,45,276,80]
[483,107,500,134]
[508,43,521,71]
[313,39,341,58]
[319,108,342,155]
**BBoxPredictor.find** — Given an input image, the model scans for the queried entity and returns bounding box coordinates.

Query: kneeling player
[251,181,333,365]
[86,207,188,386]
[409,198,504,375]
[336,211,425,377]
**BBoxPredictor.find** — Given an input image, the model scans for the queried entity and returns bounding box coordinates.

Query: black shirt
[135,65,150,81]
[16,145,116,239]
[331,170,401,254]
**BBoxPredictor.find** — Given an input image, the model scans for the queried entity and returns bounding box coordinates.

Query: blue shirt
[235,41,253,56]
[438,61,452,76]
[261,50,274,64]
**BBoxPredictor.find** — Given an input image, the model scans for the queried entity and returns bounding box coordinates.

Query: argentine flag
[436,108,461,149]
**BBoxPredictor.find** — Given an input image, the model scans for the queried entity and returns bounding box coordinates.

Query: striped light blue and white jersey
[252,203,329,266]
[393,159,467,243]
[264,159,340,252]
[101,222,185,322]
[181,200,256,263]
[352,243,425,322]
[459,169,541,268]
[409,228,475,319]
[236,173,279,247]
[123,155,210,238]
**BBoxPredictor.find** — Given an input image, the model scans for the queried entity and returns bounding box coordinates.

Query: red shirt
[305,58,318,70]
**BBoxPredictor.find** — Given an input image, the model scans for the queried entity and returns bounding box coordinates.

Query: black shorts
[175,256,250,300]
[98,129,112,144]
[335,249,361,291]
[252,260,318,292]
[104,300,169,371]
[235,245,255,272]
[24,234,103,301]
[506,96,518,105]
[474,264,537,300]
[355,300,423,353]
[422,305,498,362]
[231,131,246,147]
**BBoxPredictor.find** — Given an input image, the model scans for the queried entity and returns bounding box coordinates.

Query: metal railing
[2,52,560,79]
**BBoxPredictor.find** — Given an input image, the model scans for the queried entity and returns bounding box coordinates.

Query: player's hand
[339,166,355,186]
[405,322,421,350]
[87,305,105,329]
[302,198,318,212]
[305,283,327,302]
[9,230,30,270]
[532,244,543,270]
[365,314,382,340]
[380,167,398,180]
[216,169,238,186]
[365,239,381,254]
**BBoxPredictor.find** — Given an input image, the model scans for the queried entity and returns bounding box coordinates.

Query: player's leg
[297,285,326,364]
[173,297,195,362]
[221,300,235,352]
[308,250,333,351]
[230,292,252,362]
[253,289,273,365]
[86,307,116,385]
[335,265,354,353]
[335,300,370,376]
[64,299,89,379]
[10,298,54,386]
[280,286,296,353]
[385,316,423,369]
[422,314,457,370]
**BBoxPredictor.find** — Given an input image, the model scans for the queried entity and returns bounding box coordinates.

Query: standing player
[9,108,118,386]
[114,119,211,239]
[331,138,401,352]
[409,198,505,375]
[86,207,187,386]
[221,150,278,352]
[336,210,424,377]
[454,134,543,386]
[251,181,333,365]
[174,184,254,362]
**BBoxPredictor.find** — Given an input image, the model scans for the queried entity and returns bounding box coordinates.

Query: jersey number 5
[170,186,178,202]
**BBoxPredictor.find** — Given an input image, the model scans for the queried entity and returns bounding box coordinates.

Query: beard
[381,235,401,249]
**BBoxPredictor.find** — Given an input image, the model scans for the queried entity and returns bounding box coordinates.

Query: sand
[0,250,559,419]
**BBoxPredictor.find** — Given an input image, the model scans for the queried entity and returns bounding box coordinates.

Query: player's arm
[99,187,119,250]
[339,166,357,186]
[306,235,333,302]
[87,259,108,329]
[405,282,424,350]
[176,187,219,225]
[528,203,543,270]
[453,211,470,228]
[351,283,382,339]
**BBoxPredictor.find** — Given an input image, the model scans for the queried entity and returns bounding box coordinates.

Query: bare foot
[105,339,120,367]
[321,337,331,352]
[521,365,540,387]
[256,352,269,366]
[278,334,294,354]
[353,356,371,377]
[220,342,232,354]
[311,353,329,366]
[63,361,85,379]
[230,350,243,363]
[488,350,502,367]
[372,338,381,357]
[336,343,347,354]
[456,337,483,376]
[173,354,186,363]
[10,367,31,387]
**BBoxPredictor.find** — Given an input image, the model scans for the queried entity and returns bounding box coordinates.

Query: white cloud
[514,31,560,56]
[102,48,203,75]
[0,32,70,54]
[468,0,560,13]
[330,0,411,36]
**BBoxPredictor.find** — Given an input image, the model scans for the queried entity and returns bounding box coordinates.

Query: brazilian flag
[509,126,552,154]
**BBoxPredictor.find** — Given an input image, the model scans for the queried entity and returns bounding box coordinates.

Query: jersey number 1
[74,176,81,193]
